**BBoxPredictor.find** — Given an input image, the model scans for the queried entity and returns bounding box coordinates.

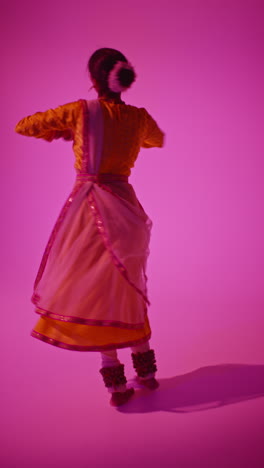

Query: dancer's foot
[137,376,159,390]
[110,387,135,406]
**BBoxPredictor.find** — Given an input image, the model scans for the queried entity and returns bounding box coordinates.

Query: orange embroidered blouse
[15,99,164,175]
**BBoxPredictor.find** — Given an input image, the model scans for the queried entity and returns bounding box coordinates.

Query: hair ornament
[108,61,135,93]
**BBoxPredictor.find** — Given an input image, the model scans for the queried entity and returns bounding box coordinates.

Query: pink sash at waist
[76,173,129,183]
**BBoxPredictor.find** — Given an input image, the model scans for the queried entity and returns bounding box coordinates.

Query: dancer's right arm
[140,108,165,149]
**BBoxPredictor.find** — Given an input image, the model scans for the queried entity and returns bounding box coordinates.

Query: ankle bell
[99,363,127,388]
[131,349,157,378]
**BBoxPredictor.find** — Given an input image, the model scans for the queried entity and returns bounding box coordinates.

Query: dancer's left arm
[15,101,81,142]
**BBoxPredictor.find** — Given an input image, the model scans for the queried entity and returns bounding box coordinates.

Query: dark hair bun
[88,48,136,94]
[118,67,136,88]
[108,61,136,93]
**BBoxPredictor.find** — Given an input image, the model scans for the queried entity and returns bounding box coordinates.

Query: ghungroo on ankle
[131,349,157,378]
[99,363,127,388]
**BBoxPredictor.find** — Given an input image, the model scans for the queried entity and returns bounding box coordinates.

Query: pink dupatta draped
[32,99,152,330]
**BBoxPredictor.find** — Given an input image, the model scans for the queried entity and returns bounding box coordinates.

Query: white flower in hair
[108,61,135,93]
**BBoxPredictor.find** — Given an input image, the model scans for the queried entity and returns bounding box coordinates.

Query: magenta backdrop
[2,1,264,467]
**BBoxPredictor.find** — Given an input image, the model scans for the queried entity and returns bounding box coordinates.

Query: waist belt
[76,173,129,183]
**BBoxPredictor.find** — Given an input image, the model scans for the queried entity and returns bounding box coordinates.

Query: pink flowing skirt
[31,174,152,335]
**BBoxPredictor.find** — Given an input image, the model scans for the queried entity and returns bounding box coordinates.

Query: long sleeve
[140,108,165,148]
[15,101,82,142]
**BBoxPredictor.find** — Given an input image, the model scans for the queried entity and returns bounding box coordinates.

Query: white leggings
[101,341,151,368]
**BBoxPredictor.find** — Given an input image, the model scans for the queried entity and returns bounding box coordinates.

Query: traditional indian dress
[15,98,164,351]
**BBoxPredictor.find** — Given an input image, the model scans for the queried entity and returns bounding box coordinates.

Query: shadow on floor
[117,363,264,414]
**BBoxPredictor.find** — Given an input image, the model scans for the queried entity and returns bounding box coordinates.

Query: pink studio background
[1,1,264,467]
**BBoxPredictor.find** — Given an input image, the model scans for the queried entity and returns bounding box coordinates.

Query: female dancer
[15,48,164,406]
